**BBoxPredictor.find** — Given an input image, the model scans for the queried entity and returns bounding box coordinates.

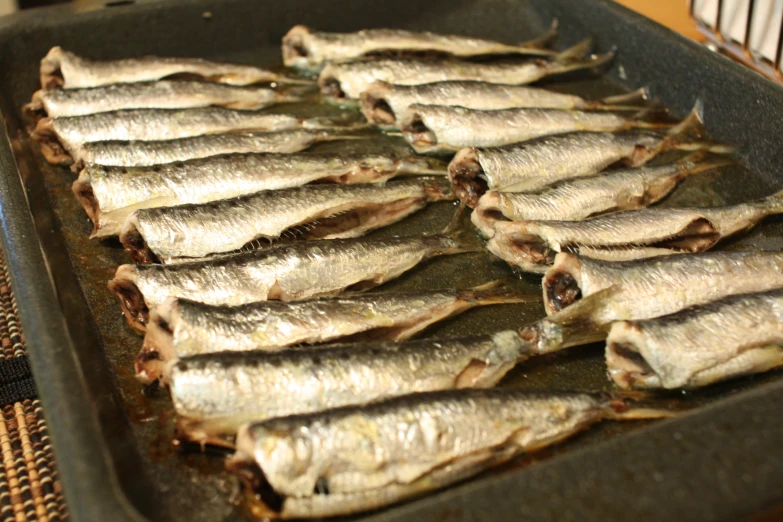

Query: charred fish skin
[24,81,297,120]
[542,251,783,325]
[109,233,475,332]
[606,289,783,390]
[227,389,667,519]
[319,40,613,99]
[401,104,646,154]
[170,331,532,443]
[471,154,729,233]
[40,46,293,89]
[120,177,454,263]
[72,128,368,168]
[282,24,556,70]
[448,101,708,208]
[360,80,648,125]
[74,153,445,238]
[136,280,532,384]
[485,189,783,272]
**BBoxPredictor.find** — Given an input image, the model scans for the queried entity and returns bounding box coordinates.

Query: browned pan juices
[10,44,783,521]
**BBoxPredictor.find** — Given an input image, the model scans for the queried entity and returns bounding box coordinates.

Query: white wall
[0,0,17,17]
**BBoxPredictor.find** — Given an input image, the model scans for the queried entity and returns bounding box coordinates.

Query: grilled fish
[226,389,669,518]
[73,152,446,238]
[542,250,783,327]
[400,104,665,154]
[120,177,454,263]
[109,231,479,331]
[39,46,305,89]
[360,80,648,125]
[319,40,611,99]
[68,128,369,169]
[606,289,783,389]
[24,81,301,120]
[486,190,783,273]
[282,23,556,71]
[136,280,534,383]
[471,153,729,234]
[448,101,719,207]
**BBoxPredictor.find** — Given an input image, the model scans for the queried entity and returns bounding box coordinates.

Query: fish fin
[521,18,559,49]
[442,203,486,253]
[599,87,649,106]
[546,47,616,77]
[461,279,541,305]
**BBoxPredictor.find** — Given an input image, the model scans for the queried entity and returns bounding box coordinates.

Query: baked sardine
[33,109,343,165]
[542,250,783,325]
[24,81,301,120]
[319,40,611,99]
[400,104,665,154]
[487,189,783,273]
[39,46,305,89]
[448,101,718,207]
[226,389,669,519]
[472,153,729,234]
[73,152,445,238]
[70,128,369,169]
[136,280,534,383]
[360,80,647,125]
[108,231,478,331]
[120,177,453,263]
[606,289,783,389]
[282,23,557,70]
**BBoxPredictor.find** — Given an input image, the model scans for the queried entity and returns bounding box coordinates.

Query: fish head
[251,425,320,497]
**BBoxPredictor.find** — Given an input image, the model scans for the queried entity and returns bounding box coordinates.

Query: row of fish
[26,21,783,520]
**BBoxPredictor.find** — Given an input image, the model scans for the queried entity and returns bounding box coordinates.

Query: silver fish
[108,231,478,332]
[606,289,783,389]
[136,280,534,384]
[69,128,368,169]
[24,81,301,119]
[486,190,783,273]
[226,389,669,519]
[170,331,535,445]
[39,46,305,89]
[471,153,729,235]
[541,250,783,326]
[32,109,343,165]
[120,177,454,263]
[319,40,611,99]
[73,152,446,238]
[400,104,663,154]
[360,80,647,125]
[282,23,557,71]
[448,101,715,207]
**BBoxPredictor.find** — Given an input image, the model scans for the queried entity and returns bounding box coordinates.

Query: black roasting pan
[2,0,783,520]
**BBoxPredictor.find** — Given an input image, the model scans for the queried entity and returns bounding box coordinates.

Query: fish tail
[278,83,319,100]
[422,176,456,201]
[663,98,705,145]
[442,203,486,253]
[675,151,734,176]
[553,38,592,62]
[605,392,678,420]
[546,46,616,77]
[275,75,316,85]
[521,18,559,49]
[303,117,372,130]
[598,87,650,107]
[461,279,540,305]
[750,188,783,213]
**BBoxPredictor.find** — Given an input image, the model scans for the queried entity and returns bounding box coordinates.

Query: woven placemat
[0,250,68,521]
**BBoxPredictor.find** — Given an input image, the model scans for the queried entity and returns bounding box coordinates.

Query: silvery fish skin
[32,108,329,164]
[170,331,535,445]
[71,128,366,168]
[448,103,706,207]
[120,177,453,263]
[24,81,299,119]
[400,104,654,154]
[282,24,556,70]
[360,80,647,125]
[73,153,446,238]
[471,154,728,235]
[486,190,783,273]
[39,46,296,89]
[542,251,783,327]
[108,233,475,331]
[319,41,612,99]
[606,289,783,389]
[226,389,668,519]
[136,281,533,384]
